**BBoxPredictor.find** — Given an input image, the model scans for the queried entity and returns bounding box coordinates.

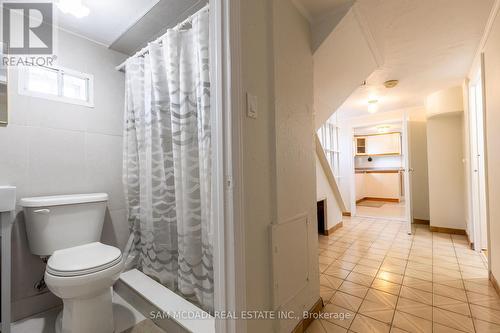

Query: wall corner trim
[291,297,324,333]
[490,271,500,297]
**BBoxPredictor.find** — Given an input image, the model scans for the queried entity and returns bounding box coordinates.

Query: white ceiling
[54,0,159,47]
[295,0,353,20]
[303,0,494,119]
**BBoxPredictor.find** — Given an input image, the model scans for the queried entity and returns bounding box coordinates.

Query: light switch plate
[246,93,258,119]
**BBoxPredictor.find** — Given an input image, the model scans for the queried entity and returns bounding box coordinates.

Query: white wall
[273,0,319,331]
[481,4,500,283]
[0,28,127,319]
[239,0,319,331]
[359,173,401,200]
[409,120,430,220]
[316,156,342,230]
[239,0,275,331]
[355,155,402,168]
[426,113,466,230]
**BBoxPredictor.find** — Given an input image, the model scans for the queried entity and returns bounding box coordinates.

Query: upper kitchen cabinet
[355,133,401,156]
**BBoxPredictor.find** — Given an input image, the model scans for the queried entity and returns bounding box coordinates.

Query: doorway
[317,199,327,235]
[350,115,413,233]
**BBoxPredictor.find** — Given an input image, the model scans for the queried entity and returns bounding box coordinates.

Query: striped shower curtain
[122,7,213,313]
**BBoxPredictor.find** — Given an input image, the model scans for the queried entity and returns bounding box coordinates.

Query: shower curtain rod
[115,3,209,72]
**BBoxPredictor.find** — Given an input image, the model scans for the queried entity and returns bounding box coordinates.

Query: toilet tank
[20,193,109,256]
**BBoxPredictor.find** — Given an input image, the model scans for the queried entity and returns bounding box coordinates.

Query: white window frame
[318,117,341,180]
[18,65,94,107]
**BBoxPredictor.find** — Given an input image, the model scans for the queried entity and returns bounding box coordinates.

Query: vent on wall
[110,0,207,55]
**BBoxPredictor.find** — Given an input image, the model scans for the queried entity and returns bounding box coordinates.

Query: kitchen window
[18,65,94,107]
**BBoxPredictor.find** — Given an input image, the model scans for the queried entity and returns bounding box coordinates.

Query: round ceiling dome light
[384,80,399,88]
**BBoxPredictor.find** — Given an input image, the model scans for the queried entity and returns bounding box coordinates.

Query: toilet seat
[47,242,122,277]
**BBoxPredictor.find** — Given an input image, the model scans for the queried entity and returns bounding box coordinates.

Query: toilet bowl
[20,193,123,333]
[45,242,124,333]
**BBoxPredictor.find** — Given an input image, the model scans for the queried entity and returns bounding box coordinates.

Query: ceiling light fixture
[367,99,378,114]
[384,80,399,88]
[376,125,391,133]
[57,0,90,18]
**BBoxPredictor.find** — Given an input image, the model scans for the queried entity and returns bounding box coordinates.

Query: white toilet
[20,193,124,333]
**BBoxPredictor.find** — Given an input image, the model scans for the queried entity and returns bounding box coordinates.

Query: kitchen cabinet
[355,171,401,200]
[355,133,401,156]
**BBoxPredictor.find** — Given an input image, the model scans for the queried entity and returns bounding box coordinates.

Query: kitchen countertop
[355,167,404,173]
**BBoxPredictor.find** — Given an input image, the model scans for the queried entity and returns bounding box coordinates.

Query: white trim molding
[213,0,247,332]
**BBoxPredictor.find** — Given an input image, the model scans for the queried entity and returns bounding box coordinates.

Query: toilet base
[55,287,114,333]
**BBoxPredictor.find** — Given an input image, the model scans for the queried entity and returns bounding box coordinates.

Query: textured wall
[0,28,127,320]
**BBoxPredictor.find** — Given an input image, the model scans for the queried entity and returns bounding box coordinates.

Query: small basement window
[18,66,94,107]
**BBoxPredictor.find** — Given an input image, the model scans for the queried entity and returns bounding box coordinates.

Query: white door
[469,70,488,254]
[402,113,413,234]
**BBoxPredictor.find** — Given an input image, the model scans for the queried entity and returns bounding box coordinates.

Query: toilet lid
[47,242,122,277]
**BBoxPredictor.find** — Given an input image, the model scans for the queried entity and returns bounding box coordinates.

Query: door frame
[467,57,489,259]
[212,0,246,332]
[402,112,413,234]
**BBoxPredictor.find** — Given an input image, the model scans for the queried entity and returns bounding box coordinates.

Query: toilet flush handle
[33,209,50,215]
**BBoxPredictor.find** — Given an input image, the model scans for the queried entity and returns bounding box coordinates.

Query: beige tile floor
[356,201,406,220]
[309,216,497,333]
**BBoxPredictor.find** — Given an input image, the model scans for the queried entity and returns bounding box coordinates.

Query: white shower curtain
[122,7,213,312]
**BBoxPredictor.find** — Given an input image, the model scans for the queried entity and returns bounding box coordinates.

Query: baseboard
[342,212,351,217]
[363,197,400,203]
[490,272,500,297]
[465,230,474,250]
[429,226,466,235]
[413,219,430,225]
[325,221,343,235]
[291,298,324,333]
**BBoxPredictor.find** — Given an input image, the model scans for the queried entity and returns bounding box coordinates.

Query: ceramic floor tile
[470,303,500,325]
[320,256,337,265]
[338,281,369,299]
[392,311,432,333]
[402,276,433,293]
[325,266,351,280]
[399,286,433,305]
[353,264,379,277]
[433,278,465,290]
[404,268,432,282]
[432,307,475,333]
[349,314,391,333]
[432,323,467,333]
[331,291,364,312]
[433,294,471,316]
[358,289,397,324]
[433,284,467,302]
[321,285,336,303]
[320,320,349,333]
[345,271,375,287]
[371,278,402,296]
[473,318,500,333]
[396,297,432,319]
[463,279,497,296]
[377,271,404,285]
[306,319,327,333]
[331,260,357,271]
[467,291,500,310]
[322,303,356,329]
[321,274,344,290]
